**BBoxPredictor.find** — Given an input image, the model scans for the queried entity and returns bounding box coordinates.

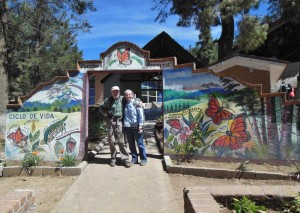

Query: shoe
[129,161,137,166]
[124,161,131,168]
[140,161,147,166]
[110,161,116,167]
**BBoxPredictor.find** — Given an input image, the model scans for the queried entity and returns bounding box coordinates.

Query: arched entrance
[5,41,175,162]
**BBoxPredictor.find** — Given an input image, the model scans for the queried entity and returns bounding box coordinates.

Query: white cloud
[77,1,222,59]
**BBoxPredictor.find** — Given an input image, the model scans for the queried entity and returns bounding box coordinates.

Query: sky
[76,0,210,60]
[76,0,268,60]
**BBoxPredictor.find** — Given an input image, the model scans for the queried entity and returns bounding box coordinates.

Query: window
[141,81,162,103]
[89,77,95,105]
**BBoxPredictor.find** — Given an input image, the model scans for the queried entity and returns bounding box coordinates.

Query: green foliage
[2,1,96,98]
[174,113,215,161]
[236,160,250,172]
[291,162,300,179]
[0,159,7,167]
[164,99,199,113]
[21,152,44,176]
[131,56,144,66]
[152,0,300,61]
[57,154,77,167]
[285,192,300,212]
[269,0,300,24]
[188,31,218,64]
[156,115,163,122]
[180,135,203,162]
[232,196,267,213]
[196,40,218,65]
[237,15,269,53]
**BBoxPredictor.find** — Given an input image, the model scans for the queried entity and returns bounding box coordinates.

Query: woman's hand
[138,127,143,133]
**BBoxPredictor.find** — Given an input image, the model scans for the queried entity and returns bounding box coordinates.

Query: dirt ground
[1,135,299,212]
[156,130,300,212]
[177,159,298,174]
[0,176,77,213]
[0,171,297,213]
[169,174,298,213]
[0,139,76,213]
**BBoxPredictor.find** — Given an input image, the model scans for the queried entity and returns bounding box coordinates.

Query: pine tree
[2,0,96,99]
[152,0,300,63]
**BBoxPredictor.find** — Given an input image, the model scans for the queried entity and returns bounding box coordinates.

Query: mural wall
[163,67,300,161]
[6,72,85,161]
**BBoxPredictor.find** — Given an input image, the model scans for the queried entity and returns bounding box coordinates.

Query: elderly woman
[123,89,147,166]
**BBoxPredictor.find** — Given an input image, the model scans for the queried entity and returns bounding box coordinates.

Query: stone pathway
[51,120,182,213]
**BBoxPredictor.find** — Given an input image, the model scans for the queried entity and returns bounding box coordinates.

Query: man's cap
[111,86,120,91]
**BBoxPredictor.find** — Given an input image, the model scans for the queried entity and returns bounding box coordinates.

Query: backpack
[133,98,144,114]
[280,84,287,92]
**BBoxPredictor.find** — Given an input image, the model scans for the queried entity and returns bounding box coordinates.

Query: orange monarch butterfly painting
[7,127,28,148]
[205,93,233,125]
[211,114,251,150]
[117,48,132,66]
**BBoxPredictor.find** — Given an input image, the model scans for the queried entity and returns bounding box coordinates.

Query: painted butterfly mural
[211,114,251,150]
[7,127,28,148]
[166,119,185,136]
[205,94,233,125]
[117,48,132,66]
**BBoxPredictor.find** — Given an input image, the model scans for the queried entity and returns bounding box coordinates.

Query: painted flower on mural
[182,110,202,130]
[166,110,204,143]
[178,127,193,143]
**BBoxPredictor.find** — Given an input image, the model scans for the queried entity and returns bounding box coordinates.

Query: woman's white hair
[124,89,134,95]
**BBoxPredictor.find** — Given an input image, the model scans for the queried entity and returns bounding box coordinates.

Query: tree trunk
[279,105,294,159]
[0,1,8,140]
[250,112,263,145]
[295,105,300,158]
[218,14,234,60]
[260,98,268,144]
[266,97,280,159]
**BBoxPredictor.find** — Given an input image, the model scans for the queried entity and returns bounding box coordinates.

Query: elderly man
[99,86,131,168]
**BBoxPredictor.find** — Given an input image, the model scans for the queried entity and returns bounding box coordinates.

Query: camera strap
[107,96,114,111]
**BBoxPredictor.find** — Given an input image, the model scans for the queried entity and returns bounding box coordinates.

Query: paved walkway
[51,121,182,213]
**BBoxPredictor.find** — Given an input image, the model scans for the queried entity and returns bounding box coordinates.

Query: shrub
[57,154,77,167]
[285,192,300,212]
[20,151,44,175]
[232,196,267,213]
